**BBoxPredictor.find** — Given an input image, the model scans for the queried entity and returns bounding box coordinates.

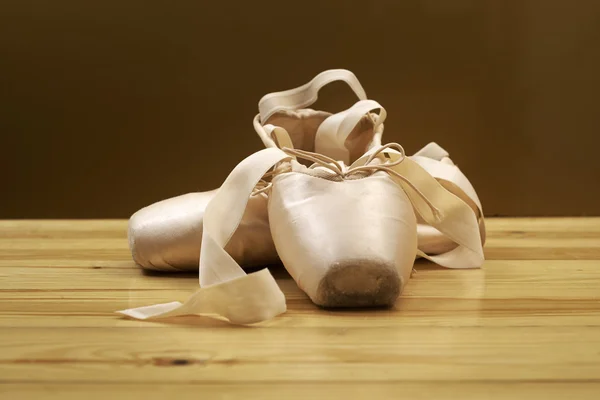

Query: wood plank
[0,220,127,239]
[2,309,600,328]
[1,382,599,400]
[1,260,599,327]
[0,327,599,383]
[484,237,600,260]
[484,217,600,232]
[484,247,600,260]
[0,217,597,236]
[0,238,129,250]
[1,297,599,325]
[0,259,137,268]
[1,218,599,263]
[2,260,600,298]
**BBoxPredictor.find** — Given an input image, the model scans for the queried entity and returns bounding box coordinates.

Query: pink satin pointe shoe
[118,87,485,324]
[266,147,417,307]
[128,191,277,271]
[410,142,486,257]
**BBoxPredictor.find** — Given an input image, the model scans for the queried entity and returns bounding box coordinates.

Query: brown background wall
[1,0,599,218]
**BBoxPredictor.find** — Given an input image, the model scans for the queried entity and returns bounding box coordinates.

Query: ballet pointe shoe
[411,142,486,256]
[128,191,278,271]
[268,169,417,307]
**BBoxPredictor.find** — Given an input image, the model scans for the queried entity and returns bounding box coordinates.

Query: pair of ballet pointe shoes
[119,70,485,324]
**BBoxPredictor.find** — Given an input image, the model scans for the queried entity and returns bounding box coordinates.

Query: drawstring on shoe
[250,165,291,197]
[251,179,272,196]
[251,143,443,222]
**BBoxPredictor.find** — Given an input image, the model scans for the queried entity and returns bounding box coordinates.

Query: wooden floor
[1,218,599,399]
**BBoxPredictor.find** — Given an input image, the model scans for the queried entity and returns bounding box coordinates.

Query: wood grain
[1,218,599,399]
[2,383,599,400]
